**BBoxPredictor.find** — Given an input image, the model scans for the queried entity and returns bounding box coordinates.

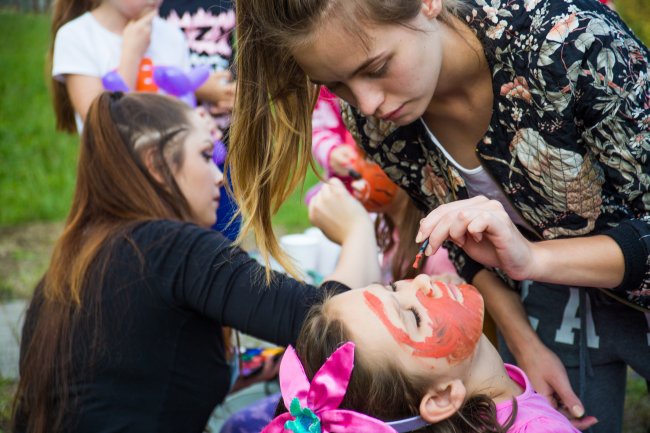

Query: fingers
[545,368,599,429]
[557,405,598,430]
[417,196,493,237]
[416,196,507,249]
[549,375,585,420]
[569,416,599,431]
[138,8,158,24]
[326,177,346,189]
[422,207,494,253]
[209,105,231,116]
[330,146,358,175]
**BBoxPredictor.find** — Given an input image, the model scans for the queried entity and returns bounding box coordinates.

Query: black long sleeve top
[18,220,348,433]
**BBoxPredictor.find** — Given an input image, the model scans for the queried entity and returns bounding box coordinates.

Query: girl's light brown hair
[285,297,517,432]
[12,92,195,433]
[49,0,101,132]
[376,195,430,280]
[230,0,466,281]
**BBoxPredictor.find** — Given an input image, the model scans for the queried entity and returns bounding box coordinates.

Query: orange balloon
[135,57,158,92]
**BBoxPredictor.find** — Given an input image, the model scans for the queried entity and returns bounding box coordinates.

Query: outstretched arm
[309,178,381,288]
[416,196,625,289]
[66,74,105,121]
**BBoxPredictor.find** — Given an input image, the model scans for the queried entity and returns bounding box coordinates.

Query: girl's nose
[412,274,437,297]
[214,166,224,188]
[352,83,384,118]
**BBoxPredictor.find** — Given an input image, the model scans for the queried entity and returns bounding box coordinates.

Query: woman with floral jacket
[229,0,649,431]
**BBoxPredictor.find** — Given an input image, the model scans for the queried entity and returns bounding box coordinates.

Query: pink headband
[261,342,429,433]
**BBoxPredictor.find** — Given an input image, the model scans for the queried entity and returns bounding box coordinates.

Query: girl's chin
[197,217,217,228]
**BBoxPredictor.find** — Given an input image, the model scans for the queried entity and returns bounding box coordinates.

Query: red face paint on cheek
[414,283,484,363]
[363,285,484,365]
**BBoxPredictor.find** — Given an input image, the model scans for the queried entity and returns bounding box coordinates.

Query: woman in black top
[12,92,379,433]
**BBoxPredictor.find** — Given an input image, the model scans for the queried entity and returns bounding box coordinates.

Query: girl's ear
[419,379,466,423]
[421,0,443,19]
[142,147,166,184]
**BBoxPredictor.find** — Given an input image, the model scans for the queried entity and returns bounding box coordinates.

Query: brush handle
[417,238,430,255]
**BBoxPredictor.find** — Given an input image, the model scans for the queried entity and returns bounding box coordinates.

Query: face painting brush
[412,238,429,269]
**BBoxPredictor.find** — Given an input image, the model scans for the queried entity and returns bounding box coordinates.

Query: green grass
[0,376,16,433]
[0,10,318,229]
[272,167,322,233]
[616,0,650,45]
[0,12,78,225]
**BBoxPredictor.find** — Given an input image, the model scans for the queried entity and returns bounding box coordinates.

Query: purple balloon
[102,71,130,92]
[178,93,198,108]
[213,139,227,166]
[153,65,210,98]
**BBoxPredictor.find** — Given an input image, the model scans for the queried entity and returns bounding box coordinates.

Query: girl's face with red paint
[328,275,484,374]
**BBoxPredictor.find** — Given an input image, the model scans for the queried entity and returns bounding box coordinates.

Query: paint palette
[239,346,285,378]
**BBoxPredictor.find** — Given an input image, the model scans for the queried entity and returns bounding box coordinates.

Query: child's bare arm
[66,74,105,121]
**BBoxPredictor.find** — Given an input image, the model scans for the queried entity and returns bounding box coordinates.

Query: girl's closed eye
[201,150,213,162]
[389,282,397,292]
[409,307,421,327]
[367,60,390,78]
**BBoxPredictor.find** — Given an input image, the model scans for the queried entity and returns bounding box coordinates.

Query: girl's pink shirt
[311,87,356,175]
[496,364,581,433]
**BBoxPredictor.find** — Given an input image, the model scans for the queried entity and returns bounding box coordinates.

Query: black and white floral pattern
[343,0,650,309]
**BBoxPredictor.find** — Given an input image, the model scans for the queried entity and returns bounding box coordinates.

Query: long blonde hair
[230,0,467,280]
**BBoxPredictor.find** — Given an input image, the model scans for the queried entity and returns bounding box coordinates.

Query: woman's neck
[425,15,491,119]
[91,3,129,34]
[465,336,523,404]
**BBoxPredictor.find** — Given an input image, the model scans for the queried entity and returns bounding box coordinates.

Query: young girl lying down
[263,276,581,433]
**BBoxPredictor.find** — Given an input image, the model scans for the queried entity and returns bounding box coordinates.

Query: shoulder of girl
[59,11,93,31]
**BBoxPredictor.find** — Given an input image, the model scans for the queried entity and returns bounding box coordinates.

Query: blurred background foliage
[616,0,650,43]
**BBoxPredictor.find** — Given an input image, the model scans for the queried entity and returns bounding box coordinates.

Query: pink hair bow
[262,342,426,433]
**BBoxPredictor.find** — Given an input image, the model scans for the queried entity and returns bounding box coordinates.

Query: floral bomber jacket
[342,0,650,309]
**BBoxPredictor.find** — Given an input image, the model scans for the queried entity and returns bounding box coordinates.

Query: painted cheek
[414,285,483,364]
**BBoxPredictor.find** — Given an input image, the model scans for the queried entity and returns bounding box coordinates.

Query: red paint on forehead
[363,283,484,364]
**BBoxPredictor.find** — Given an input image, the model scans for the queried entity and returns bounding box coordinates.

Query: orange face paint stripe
[363,284,484,365]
